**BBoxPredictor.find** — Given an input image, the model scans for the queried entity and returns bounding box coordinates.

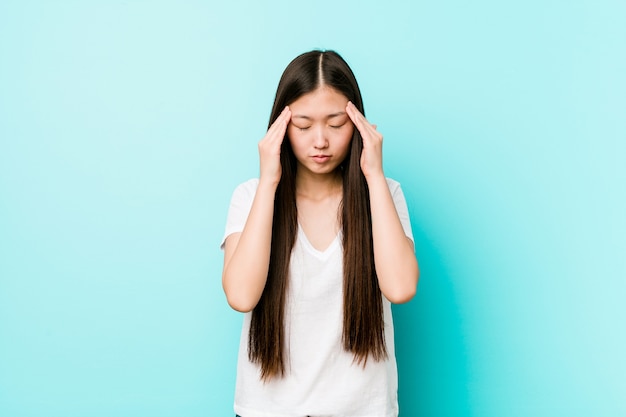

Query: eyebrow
[292,112,347,120]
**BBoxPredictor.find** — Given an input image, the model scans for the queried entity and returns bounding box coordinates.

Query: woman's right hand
[258,106,291,187]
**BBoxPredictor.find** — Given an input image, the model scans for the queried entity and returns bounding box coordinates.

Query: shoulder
[384,177,403,194]
[226,178,259,211]
[230,178,259,200]
[385,177,401,188]
[384,177,410,212]
[234,178,259,193]
[221,179,259,248]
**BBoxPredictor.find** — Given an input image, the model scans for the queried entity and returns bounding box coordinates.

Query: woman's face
[287,86,354,177]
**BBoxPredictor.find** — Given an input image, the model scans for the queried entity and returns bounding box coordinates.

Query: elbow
[227,299,256,313]
[382,261,419,304]
[384,283,417,304]
[222,271,259,313]
[224,290,257,313]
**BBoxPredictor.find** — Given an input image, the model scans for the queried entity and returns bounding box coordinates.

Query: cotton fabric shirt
[221,178,413,417]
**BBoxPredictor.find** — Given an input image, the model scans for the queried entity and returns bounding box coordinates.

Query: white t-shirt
[221,178,413,417]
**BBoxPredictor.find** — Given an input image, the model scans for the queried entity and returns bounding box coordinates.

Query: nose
[313,126,328,149]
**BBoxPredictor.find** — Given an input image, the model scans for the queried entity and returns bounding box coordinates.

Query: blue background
[1,0,624,416]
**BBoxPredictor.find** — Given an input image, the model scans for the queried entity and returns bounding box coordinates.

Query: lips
[311,155,331,163]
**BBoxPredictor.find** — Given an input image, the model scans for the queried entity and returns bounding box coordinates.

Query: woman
[221,50,419,417]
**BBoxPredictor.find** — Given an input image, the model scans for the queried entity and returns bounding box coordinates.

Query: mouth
[311,155,331,163]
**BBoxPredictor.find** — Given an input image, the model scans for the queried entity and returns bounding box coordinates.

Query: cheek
[333,127,353,156]
[286,127,305,149]
[346,123,355,138]
[338,124,354,145]
[286,125,298,142]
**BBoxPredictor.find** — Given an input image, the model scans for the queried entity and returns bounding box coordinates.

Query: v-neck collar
[297,224,341,260]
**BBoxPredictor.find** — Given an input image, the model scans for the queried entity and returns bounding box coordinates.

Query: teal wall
[1,1,624,416]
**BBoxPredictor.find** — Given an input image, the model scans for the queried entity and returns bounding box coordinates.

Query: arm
[367,176,419,304]
[222,181,277,312]
[222,107,291,312]
[346,102,419,303]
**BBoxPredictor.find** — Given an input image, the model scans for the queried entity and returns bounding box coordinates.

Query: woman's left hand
[346,101,384,180]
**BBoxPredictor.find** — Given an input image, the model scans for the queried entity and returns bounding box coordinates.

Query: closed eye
[291,123,311,131]
[329,123,346,129]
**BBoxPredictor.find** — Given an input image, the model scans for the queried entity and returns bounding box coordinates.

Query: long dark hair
[248,50,386,381]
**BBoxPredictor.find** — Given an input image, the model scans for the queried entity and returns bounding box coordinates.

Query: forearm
[367,175,419,303]
[222,181,277,312]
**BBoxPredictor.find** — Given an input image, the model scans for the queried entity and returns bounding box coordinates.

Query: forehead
[289,86,349,119]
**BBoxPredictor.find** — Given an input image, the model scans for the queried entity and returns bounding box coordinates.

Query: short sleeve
[386,178,414,243]
[220,178,259,249]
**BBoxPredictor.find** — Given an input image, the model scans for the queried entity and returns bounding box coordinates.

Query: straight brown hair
[248,50,386,381]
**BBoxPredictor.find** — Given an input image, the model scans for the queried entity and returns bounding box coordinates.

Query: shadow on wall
[393,222,471,416]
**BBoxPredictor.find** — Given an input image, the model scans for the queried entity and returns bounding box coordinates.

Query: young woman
[221,50,419,417]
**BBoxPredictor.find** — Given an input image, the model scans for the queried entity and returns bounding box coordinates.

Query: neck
[295,170,343,201]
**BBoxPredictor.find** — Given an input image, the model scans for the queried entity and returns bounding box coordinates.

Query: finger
[346,101,374,131]
[269,106,290,132]
[345,102,366,131]
[274,107,291,139]
[266,107,291,140]
[346,102,378,138]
